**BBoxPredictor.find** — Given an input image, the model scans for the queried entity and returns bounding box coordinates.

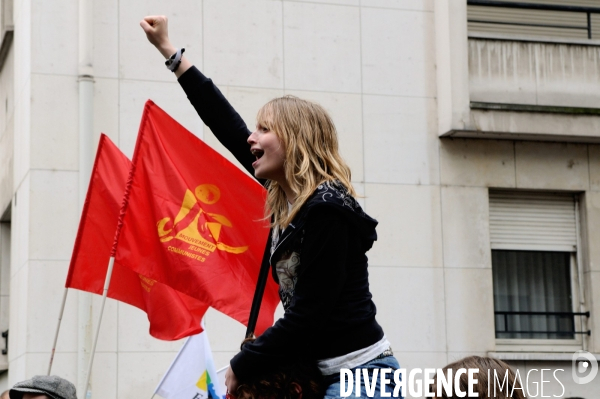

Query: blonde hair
[256,96,355,229]
[430,356,527,399]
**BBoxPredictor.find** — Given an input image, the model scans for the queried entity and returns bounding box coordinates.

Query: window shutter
[489,191,577,252]
[468,0,600,40]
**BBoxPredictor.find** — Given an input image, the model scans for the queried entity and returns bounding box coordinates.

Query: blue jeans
[323,356,403,399]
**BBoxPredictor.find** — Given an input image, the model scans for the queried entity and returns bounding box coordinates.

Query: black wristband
[165,48,185,72]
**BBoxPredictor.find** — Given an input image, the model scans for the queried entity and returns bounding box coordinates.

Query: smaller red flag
[66,134,209,340]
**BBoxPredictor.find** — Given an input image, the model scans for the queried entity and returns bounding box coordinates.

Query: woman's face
[248,121,286,182]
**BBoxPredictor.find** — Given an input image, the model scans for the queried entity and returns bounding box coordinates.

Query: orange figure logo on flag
[157,184,249,263]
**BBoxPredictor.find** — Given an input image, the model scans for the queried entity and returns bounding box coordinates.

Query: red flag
[114,101,279,335]
[66,134,209,340]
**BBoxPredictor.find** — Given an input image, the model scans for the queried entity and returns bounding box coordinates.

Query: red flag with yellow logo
[66,133,209,340]
[114,101,279,335]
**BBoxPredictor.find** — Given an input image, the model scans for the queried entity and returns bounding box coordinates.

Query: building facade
[0,0,599,398]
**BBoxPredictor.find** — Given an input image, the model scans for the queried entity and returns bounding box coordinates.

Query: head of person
[249,96,355,228]
[1,390,9,399]
[235,338,325,399]
[429,356,526,399]
[235,363,324,399]
[9,375,76,399]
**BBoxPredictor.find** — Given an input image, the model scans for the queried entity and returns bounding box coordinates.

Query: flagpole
[153,336,192,397]
[48,288,69,375]
[83,256,115,398]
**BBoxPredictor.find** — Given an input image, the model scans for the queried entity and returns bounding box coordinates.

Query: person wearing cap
[9,375,76,399]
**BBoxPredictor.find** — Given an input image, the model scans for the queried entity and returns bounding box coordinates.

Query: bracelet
[165,48,185,73]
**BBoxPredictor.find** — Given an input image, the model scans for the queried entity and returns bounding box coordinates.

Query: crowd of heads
[0,354,532,399]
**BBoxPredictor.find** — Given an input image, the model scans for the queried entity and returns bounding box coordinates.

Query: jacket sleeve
[230,206,349,380]
[177,66,257,177]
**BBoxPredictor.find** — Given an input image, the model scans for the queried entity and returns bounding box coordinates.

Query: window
[467,0,600,41]
[493,250,574,339]
[489,191,588,348]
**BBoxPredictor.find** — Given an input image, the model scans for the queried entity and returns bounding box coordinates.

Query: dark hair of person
[235,338,325,399]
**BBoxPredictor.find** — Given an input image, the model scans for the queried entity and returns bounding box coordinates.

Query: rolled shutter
[489,190,577,252]
[468,0,600,40]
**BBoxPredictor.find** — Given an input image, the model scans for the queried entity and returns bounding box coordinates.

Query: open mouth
[251,149,264,161]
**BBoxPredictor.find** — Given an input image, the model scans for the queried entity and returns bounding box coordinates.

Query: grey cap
[10,375,77,399]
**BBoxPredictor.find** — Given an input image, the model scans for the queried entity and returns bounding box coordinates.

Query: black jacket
[179,67,385,379]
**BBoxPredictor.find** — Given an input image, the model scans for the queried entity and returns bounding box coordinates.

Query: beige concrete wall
[469,39,600,108]
[440,37,600,142]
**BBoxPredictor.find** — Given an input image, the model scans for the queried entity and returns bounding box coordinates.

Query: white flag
[155,329,226,399]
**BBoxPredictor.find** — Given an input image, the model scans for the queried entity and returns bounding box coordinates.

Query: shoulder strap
[245,232,273,338]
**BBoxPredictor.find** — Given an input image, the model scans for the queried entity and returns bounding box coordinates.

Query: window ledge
[469,32,600,47]
[489,352,600,362]
[471,102,600,116]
